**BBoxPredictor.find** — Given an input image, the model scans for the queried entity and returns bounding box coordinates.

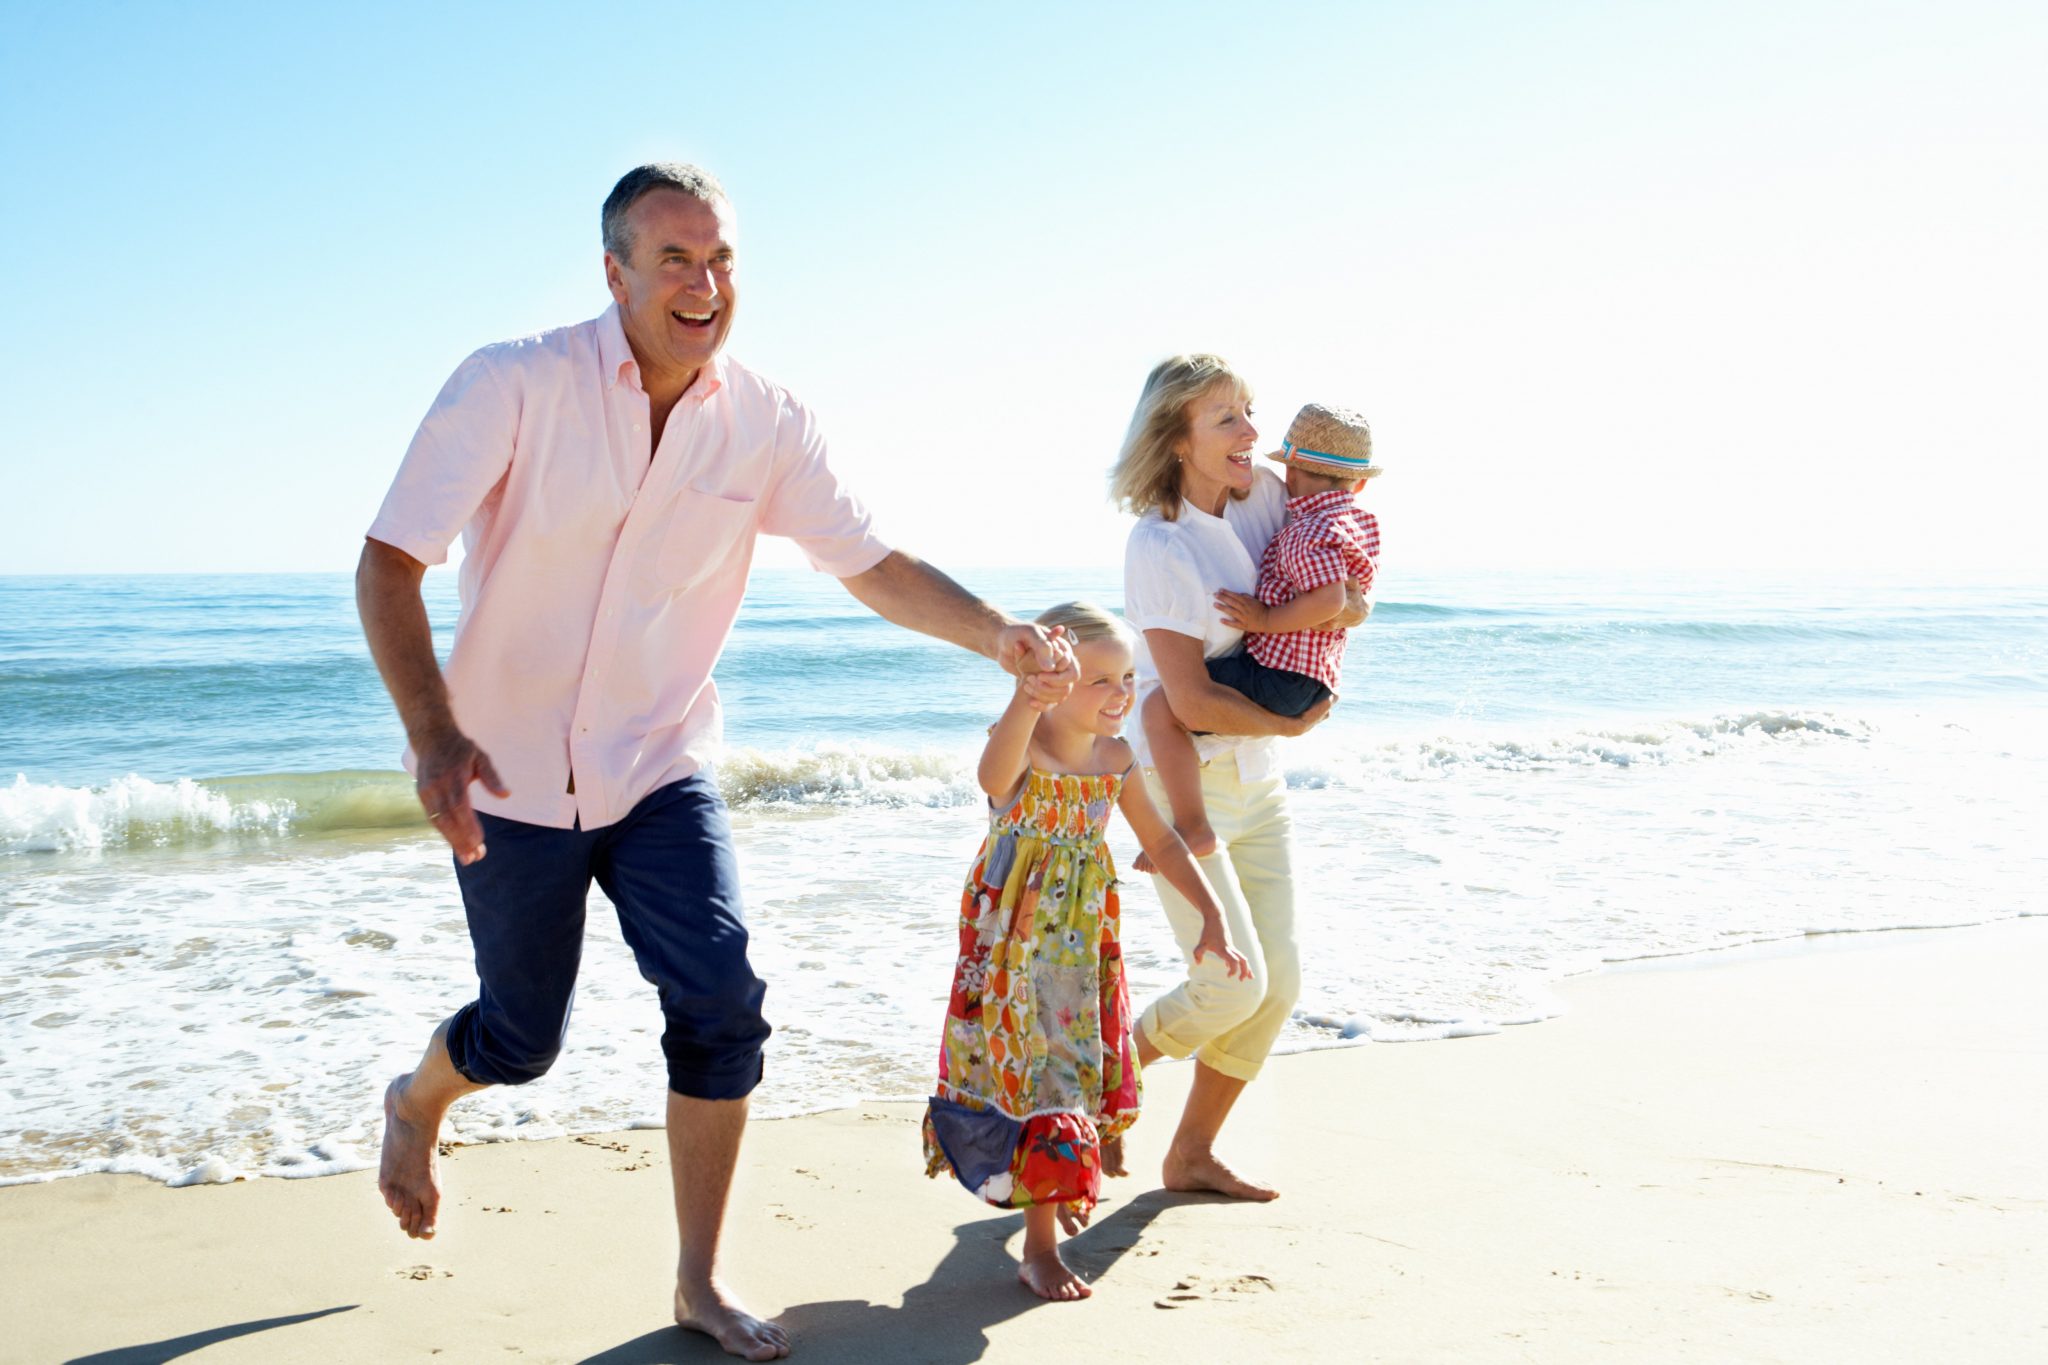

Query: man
[359,163,1072,1362]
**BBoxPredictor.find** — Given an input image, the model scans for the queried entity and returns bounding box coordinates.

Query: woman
[1111,353,1363,1199]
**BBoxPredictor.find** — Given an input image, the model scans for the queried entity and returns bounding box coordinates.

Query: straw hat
[1266,403,1382,479]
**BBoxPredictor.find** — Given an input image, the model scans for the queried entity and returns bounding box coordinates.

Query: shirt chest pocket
[653,486,759,591]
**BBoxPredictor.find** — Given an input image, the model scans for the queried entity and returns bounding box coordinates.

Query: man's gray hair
[601,163,728,261]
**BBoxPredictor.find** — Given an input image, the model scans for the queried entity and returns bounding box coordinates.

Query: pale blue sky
[2,0,2042,576]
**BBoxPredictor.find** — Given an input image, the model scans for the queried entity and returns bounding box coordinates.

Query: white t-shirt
[1122,468,1288,781]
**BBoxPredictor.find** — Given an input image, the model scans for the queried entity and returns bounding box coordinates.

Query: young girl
[923,602,1251,1301]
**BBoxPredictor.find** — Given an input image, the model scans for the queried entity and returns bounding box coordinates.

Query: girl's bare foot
[1102,1134,1128,1178]
[378,1076,441,1239]
[1056,1200,1093,1236]
[1018,1247,1092,1301]
[1162,1144,1279,1201]
[675,1279,790,1361]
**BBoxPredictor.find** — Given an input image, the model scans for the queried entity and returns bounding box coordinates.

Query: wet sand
[4,919,2043,1363]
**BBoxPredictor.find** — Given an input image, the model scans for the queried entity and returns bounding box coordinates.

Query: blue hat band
[1284,439,1373,470]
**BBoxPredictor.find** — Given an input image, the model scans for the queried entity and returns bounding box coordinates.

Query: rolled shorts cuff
[666,1051,765,1103]
[443,1000,540,1088]
[1137,1005,1200,1063]
[1192,1042,1266,1084]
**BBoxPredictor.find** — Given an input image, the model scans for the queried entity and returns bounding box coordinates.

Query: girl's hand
[1194,921,1254,980]
[1213,589,1270,633]
[1018,644,1080,713]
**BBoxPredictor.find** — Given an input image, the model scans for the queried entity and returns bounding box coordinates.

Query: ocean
[3,568,2043,1188]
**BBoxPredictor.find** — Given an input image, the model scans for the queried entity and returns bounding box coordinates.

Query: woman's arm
[1146,630,1333,737]
[977,683,1041,803]
[1116,769,1251,979]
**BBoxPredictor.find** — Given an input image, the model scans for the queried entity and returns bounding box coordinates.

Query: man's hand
[1213,589,1271,633]
[996,623,1077,711]
[413,728,510,865]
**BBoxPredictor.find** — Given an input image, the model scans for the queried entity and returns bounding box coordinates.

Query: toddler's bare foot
[1175,821,1218,859]
[1018,1246,1092,1301]
[1102,1134,1128,1178]
[1132,848,1157,875]
[1056,1200,1093,1236]
[675,1279,789,1360]
[379,1076,441,1239]
[1162,1145,1279,1202]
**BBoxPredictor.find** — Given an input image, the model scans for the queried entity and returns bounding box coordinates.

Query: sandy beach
[5,918,2042,1364]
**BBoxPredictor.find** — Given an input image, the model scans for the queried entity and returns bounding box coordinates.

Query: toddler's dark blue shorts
[1202,650,1332,724]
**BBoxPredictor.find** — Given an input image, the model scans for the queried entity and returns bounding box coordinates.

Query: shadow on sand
[577,1189,1204,1364]
[64,1305,358,1365]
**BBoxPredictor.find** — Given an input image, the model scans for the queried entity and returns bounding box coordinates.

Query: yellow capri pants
[1137,758,1299,1082]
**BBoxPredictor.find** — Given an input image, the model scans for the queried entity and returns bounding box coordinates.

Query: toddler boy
[1143,402,1383,858]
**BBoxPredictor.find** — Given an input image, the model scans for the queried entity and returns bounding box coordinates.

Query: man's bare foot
[1102,1134,1128,1178]
[379,1076,442,1239]
[676,1279,789,1361]
[1018,1247,1092,1301]
[1162,1145,1279,1201]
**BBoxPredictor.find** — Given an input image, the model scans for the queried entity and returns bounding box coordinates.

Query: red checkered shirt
[1245,489,1380,692]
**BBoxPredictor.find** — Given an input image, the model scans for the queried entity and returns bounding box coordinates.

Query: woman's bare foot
[675,1279,789,1361]
[1162,1144,1279,1201]
[378,1076,442,1239]
[1018,1247,1093,1301]
[1102,1134,1128,1178]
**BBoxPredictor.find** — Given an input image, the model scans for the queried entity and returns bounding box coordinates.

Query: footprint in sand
[1154,1273,1275,1308]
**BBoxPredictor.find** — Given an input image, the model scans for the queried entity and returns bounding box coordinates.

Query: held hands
[1212,589,1270,633]
[997,622,1078,712]
[413,727,510,865]
[1193,919,1254,981]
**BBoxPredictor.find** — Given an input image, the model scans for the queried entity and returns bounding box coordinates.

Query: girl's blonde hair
[1107,353,1253,522]
[1034,600,1130,646]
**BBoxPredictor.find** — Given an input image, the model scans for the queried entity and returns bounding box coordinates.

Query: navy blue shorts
[1203,651,1331,722]
[444,774,769,1101]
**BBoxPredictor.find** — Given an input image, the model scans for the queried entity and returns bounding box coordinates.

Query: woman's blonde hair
[1107,353,1253,522]
[1034,600,1130,646]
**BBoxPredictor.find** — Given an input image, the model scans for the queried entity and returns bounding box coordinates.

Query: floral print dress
[922,766,1141,1214]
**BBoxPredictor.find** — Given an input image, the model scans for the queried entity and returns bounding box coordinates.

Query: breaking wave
[4,709,1877,855]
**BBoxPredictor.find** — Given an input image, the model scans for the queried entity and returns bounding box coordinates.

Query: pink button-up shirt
[367,305,890,830]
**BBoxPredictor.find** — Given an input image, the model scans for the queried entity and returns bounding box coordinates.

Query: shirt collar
[597,304,638,391]
[594,304,728,401]
[1286,487,1356,519]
